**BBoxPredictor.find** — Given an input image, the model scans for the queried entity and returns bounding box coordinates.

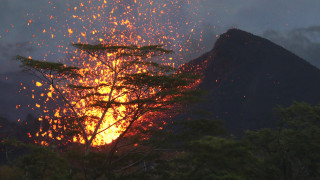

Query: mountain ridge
[180,28,320,134]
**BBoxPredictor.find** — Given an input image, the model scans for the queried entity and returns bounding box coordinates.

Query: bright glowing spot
[68,28,74,35]
[36,82,43,87]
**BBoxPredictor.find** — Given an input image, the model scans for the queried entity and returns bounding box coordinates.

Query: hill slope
[181,29,320,134]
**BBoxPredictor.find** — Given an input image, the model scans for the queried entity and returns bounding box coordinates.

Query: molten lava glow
[35,82,43,87]
[74,86,129,145]
[24,0,205,146]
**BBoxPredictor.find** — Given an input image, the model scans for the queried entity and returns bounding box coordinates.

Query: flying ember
[24,0,203,146]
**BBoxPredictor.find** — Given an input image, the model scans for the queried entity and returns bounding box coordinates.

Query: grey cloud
[232,0,320,33]
[0,42,33,73]
[196,0,320,34]
[262,26,320,68]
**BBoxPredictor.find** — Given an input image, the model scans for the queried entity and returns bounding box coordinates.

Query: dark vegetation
[1,103,320,179]
[1,29,320,179]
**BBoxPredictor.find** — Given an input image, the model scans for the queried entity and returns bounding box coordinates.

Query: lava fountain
[22,0,204,146]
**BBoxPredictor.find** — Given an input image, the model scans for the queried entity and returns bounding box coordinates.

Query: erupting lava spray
[22,0,205,146]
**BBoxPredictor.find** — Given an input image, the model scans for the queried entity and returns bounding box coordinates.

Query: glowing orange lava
[24,0,204,146]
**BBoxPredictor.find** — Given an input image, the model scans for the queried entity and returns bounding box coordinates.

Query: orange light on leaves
[24,0,202,147]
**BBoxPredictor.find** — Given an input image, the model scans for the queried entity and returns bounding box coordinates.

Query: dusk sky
[0,0,319,73]
[1,2,320,175]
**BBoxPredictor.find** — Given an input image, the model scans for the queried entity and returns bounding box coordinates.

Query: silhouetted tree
[14,43,196,179]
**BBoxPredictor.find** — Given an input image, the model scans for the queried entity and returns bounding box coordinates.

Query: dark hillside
[181,29,320,134]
